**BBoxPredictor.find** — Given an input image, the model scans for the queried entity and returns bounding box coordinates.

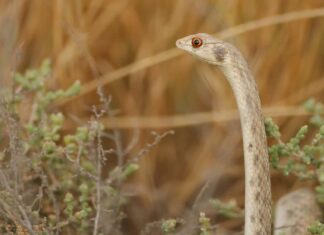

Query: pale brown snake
[176,33,320,234]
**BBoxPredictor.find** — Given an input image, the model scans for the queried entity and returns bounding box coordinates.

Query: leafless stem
[93,114,103,235]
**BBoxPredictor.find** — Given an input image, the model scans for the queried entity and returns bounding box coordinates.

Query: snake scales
[176,33,321,234]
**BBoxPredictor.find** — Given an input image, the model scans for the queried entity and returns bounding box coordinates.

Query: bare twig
[63,106,308,130]
[92,114,103,235]
[130,130,175,164]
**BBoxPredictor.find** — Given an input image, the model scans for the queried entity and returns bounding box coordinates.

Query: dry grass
[0,0,324,234]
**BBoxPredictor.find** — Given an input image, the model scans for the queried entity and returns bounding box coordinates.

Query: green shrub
[0,60,173,235]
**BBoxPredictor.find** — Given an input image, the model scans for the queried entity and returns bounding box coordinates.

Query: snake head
[176,33,229,66]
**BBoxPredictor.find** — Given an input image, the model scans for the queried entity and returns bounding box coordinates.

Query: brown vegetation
[0,0,323,234]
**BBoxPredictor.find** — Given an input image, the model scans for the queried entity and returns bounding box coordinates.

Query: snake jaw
[176,33,228,66]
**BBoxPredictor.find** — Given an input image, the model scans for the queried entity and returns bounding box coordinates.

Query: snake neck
[221,57,272,235]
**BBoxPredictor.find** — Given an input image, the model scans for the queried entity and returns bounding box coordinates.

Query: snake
[176,33,321,234]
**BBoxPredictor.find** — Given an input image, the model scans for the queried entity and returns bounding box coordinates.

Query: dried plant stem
[63,106,308,130]
[93,121,103,235]
[56,7,324,106]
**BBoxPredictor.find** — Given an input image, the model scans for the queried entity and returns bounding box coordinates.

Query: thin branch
[64,106,309,130]
[93,119,103,235]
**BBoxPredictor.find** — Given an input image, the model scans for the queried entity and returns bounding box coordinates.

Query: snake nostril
[176,40,183,48]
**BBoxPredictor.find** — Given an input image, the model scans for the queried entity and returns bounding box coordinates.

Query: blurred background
[0,0,323,234]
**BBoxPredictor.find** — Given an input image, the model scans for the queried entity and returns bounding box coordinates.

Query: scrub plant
[0,60,173,235]
[266,99,324,234]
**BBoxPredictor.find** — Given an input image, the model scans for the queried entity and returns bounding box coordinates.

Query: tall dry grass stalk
[0,0,323,234]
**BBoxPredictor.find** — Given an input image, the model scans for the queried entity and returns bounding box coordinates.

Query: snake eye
[191,37,203,48]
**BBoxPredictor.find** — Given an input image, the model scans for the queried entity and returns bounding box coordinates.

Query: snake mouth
[191,54,224,66]
[176,38,224,67]
[175,39,186,49]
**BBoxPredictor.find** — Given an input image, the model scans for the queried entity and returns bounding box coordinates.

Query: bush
[0,60,173,235]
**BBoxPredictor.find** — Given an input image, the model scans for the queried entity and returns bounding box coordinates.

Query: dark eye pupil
[192,37,203,48]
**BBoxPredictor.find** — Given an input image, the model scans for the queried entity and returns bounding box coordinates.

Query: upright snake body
[176,33,322,235]
[176,33,272,234]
